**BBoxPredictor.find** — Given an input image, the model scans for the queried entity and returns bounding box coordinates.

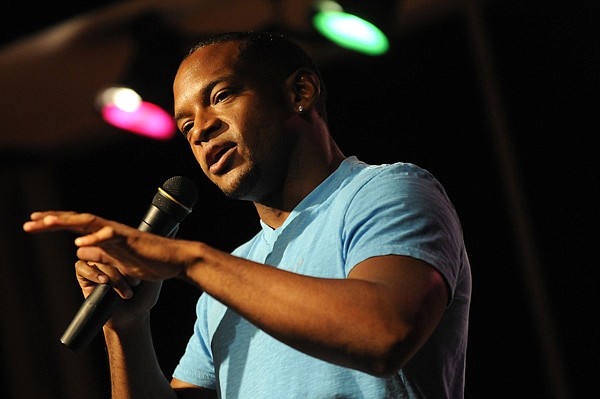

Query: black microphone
[60,176,198,353]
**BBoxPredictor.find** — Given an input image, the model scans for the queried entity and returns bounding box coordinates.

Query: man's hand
[23,211,191,329]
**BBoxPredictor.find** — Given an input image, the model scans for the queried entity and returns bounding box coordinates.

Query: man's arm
[185,246,448,376]
[102,313,176,399]
[24,211,448,377]
[171,378,218,399]
[102,312,217,399]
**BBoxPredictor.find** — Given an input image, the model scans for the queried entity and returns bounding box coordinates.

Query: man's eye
[214,90,233,104]
[181,123,193,137]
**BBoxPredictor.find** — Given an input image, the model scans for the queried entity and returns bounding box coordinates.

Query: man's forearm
[103,314,178,399]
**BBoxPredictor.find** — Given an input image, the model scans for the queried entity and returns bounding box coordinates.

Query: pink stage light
[101,102,176,140]
[97,87,176,140]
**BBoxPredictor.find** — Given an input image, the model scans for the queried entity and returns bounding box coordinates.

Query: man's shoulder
[347,156,432,178]
[344,157,436,193]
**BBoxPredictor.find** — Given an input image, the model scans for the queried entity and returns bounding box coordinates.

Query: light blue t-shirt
[173,156,471,398]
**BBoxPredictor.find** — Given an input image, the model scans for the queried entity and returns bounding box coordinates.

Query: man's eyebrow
[173,76,232,120]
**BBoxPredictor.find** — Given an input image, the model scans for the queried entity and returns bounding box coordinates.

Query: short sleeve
[342,164,464,296]
[172,295,218,389]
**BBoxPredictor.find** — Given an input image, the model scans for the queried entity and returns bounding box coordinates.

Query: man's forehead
[179,40,278,88]
[174,43,243,93]
[185,41,242,71]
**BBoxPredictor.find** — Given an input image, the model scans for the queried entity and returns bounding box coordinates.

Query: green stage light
[312,1,389,56]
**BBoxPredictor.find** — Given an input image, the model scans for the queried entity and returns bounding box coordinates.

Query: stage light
[92,13,183,142]
[96,86,176,141]
[311,0,390,56]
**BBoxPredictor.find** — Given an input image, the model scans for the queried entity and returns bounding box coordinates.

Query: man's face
[173,41,295,202]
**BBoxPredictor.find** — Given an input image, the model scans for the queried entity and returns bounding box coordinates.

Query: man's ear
[286,68,320,114]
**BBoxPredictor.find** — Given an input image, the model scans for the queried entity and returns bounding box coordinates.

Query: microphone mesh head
[151,176,198,222]
[162,176,198,209]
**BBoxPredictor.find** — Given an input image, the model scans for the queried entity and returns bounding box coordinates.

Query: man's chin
[219,167,261,201]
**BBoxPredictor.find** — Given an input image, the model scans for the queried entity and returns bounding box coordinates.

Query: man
[23,32,471,398]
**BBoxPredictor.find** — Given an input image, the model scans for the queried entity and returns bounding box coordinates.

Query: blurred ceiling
[0,0,467,153]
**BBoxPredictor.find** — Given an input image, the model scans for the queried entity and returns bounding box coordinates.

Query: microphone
[60,176,198,353]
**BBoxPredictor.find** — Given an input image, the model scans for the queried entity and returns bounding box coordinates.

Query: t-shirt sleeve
[342,164,464,296]
[172,295,217,389]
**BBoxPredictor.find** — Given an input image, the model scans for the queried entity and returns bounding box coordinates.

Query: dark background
[1,1,598,398]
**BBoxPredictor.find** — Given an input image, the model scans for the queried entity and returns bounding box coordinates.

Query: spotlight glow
[101,101,176,140]
[111,88,142,112]
[313,10,389,56]
[97,86,176,140]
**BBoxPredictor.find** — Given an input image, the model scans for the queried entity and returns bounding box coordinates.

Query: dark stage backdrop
[1,2,598,398]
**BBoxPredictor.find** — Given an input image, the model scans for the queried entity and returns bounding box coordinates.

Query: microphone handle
[60,283,120,353]
[60,214,179,353]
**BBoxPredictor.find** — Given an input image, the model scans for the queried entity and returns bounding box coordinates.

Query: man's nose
[191,113,222,144]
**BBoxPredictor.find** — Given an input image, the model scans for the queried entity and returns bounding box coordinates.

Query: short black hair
[185,31,328,123]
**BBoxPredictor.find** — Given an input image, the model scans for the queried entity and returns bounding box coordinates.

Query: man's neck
[254,145,345,229]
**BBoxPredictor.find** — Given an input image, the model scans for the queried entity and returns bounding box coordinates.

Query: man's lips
[205,142,236,175]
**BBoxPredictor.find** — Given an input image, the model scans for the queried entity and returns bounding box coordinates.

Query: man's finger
[77,260,133,299]
[74,226,117,246]
[23,212,103,234]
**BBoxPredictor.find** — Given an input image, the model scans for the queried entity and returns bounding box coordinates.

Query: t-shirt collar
[260,156,359,243]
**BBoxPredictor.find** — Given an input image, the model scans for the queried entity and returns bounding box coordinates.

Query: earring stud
[298,105,304,113]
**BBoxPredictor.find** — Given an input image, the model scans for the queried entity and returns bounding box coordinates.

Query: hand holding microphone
[23,176,198,353]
